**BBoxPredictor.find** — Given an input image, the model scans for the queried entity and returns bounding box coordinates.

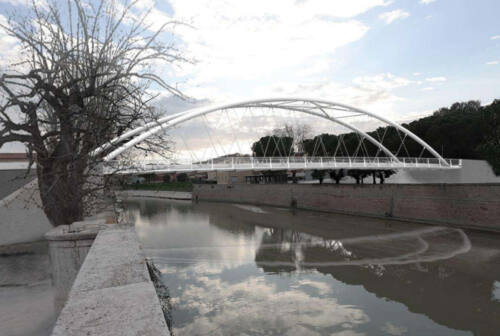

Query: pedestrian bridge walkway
[103,156,462,175]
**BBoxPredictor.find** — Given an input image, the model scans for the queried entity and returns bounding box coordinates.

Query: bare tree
[0,0,188,225]
[272,123,311,153]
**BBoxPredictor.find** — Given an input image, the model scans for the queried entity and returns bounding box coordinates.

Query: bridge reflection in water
[123,198,500,336]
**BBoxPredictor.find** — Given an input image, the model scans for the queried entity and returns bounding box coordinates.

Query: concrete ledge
[49,225,170,335]
[52,282,169,336]
[117,189,191,201]
[70,228,150,294]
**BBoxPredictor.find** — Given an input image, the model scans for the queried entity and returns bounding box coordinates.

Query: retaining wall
[193,184,500,232]
[117,189,191,200]
[0,179,52,246]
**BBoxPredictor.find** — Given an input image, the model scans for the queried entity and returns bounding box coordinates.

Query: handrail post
[304,156,307,168]
[287,157,290,169]
[320,157,323,168]
[211,159,214,170]
[251,157,254,169]
[231,157,234,169]
[270,157,272,169]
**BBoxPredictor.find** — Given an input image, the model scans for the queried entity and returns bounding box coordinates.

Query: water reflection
[123,198,500,335]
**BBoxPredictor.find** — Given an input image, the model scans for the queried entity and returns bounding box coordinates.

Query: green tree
[311,170,326,184]
[251,136,294,157]
[329,169,346,184]
[477,100,500,174]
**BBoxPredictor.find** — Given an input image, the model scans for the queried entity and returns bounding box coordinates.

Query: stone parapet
[47,220,170,335]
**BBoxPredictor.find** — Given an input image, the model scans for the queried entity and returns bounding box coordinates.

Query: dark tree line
[251,100,500,180]
[300,100,500,174]
[251,135,294,157]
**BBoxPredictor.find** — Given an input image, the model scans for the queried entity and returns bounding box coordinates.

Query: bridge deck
[103,157,462,175]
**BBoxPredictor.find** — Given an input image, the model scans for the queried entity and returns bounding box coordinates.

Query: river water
[123,198,500,336]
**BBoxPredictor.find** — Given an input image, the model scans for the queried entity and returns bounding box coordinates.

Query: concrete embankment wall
[193,184,500,232]
[0,179,52,246]
[117,189,191,200]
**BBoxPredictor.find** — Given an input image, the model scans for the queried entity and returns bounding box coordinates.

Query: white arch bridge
[93,98,462,175]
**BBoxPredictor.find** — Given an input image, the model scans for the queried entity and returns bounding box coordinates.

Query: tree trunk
[37,161,85,226]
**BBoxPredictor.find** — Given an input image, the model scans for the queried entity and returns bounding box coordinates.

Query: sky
[150,0,500,116]
[0,0,499,156]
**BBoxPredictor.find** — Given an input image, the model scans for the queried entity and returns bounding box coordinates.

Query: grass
[125,181,193,192]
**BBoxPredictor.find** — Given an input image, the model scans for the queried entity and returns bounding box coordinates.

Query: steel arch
[93,98,448,165]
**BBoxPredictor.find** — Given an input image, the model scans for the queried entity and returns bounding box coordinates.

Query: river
[122,198,500,336]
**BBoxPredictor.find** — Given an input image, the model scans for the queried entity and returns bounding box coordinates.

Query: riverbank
[193,183,500,233]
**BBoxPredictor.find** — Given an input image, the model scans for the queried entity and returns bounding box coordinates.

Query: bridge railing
[102,157,462,175]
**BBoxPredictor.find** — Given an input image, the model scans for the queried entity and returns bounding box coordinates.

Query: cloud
[165,0,392,94]
[379,9,410,24]
[422,87,434,91]
[420,0,437,4]
[425,76,446,82]
[413,72,421,76]
[251,73,416,121]
[0,0,47,7]
[0,14,22,69]
[491,35,500,40]
[174,275,370,335]
[353,73,414,90]
[486,61,499,65]
[381,322,408,335]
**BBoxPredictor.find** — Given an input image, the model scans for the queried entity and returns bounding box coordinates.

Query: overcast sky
[0,0,499,155]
